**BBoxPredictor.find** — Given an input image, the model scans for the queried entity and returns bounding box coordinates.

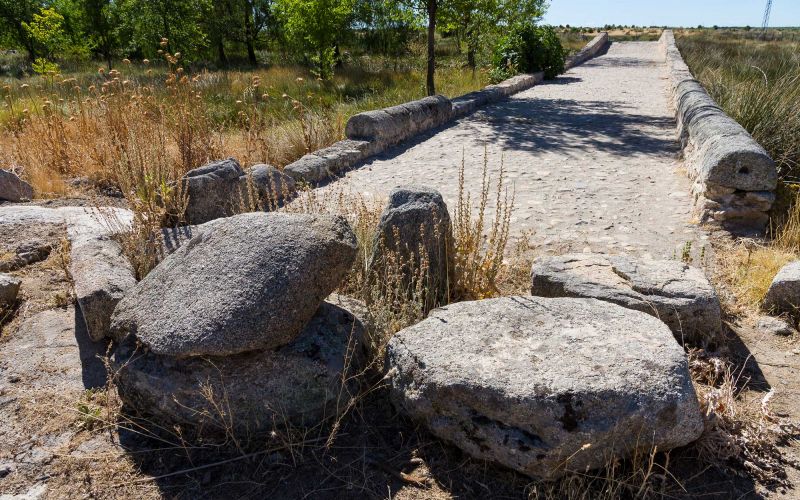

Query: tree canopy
[1,0,550,84]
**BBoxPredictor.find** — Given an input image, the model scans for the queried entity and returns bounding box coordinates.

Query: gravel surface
[320,42,709,260]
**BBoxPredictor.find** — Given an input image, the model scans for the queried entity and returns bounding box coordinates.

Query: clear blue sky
[543,0,800,28]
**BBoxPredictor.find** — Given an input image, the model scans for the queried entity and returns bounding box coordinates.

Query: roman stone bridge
[286,33,775,260]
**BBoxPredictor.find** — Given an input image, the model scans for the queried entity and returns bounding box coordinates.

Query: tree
[276,0,355,79]
[425,0,436,95]
[118,0,209,61]
[429,0,546,92]
[0,0,43,60]
[23,8,68,58]
[355,0,418,61]
[79,0,120,69]
[440,0,497,70]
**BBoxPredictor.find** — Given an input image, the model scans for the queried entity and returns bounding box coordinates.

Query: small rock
[0,273,21,306]
[182,158,246,224]
[756,315,796,336]
[0,240,53,272]
[531,254,721,345]
[241,164,296,208]
[764,261,800,315]
[110,212,358,357]
[0,462,14,478]
[0,169,34,202]
[386,296,703,480]
[114,295,367,434]
[369,186,452,305]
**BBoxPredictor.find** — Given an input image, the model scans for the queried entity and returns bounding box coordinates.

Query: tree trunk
[244,0,257,66]
[426,0,437,96]
[217,40,228,67]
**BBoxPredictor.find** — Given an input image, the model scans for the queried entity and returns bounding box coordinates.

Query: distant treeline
[0,0,552,82]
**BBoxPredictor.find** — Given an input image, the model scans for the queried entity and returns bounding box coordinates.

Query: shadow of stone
[73,307,109,389]
[720,323,771,394]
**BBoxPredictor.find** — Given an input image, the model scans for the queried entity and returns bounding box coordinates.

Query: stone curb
[659,30,777,233]
[564,31,610,70]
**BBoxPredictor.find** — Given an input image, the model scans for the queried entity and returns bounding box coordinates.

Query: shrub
[490,24,565,82]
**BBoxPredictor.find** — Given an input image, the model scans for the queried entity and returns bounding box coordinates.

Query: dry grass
[1,49,487,200]
[716,242,796,313]
[689,348,800,485]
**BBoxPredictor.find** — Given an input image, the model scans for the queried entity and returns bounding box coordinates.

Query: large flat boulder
[763,261,800,314]
[531,254,721,345]
[114,295,367,434]
[110,212,357,358]
[0,169,33,202]
[386,296,703,480]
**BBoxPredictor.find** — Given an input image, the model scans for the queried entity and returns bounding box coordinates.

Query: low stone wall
[659,30,777,232]
[565,32,610,70]
[451,73,544,118]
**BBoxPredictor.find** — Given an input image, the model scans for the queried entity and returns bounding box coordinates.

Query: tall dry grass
[1,49,487,199]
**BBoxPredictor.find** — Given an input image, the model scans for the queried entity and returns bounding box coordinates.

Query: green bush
[490,24,565,82]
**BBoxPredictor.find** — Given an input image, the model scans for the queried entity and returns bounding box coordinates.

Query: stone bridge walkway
[324,42,709,260]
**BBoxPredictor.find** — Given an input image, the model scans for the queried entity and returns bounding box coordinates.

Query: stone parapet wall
[659,30,777,233]
[565,32,610,70]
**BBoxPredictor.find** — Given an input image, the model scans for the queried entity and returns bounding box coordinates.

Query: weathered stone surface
[451,73,543,118]
[110,212,358,358]
[0,307,109,390]
[0,273,21,305]
[763,261,800,314]
[756,315,796,336]
[182,158,246,224]
[0,239,53,272]
[0,205,67,225]
[283,140,372,184]
[386,296,703,480]
[370,186,452,303]
[0,169,33,202]
[66,209,136,342]
[346,95,452,149]
[0,205,135,341]
[531,254,721,344]
[241,163,296,207]
[114,295,366,434]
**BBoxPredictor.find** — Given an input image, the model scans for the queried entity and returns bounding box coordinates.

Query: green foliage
[117,0,210,62]
[23,8,68,58]
[31,56,59,74]
[276,0,355,79]
[491,23,564,82]
[355,0,419,59]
